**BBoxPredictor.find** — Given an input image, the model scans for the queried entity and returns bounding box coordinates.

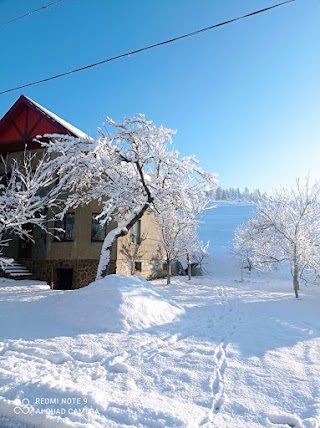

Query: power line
[0,0,65,27]
[0,0,297,96]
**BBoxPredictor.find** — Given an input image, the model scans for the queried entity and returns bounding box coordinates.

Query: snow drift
[47,275,184,333]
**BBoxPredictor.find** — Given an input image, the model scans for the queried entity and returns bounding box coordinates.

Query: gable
[0,95,85,155]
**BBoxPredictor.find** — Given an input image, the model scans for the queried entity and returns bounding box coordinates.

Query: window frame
[130,220,142,245]
[54,212,75,242]
[91,213,106,242]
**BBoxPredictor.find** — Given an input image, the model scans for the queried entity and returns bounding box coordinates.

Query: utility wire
[0,0,65,27]
[0,0,297,96]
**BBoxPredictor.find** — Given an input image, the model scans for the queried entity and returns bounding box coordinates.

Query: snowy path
[1,277,320,427]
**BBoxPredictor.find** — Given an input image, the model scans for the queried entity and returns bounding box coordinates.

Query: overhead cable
[0,0,297,95]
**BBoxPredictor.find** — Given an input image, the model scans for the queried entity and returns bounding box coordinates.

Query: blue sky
[0,0,319,192]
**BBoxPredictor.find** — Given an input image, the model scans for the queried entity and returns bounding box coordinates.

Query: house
[0,95,166,289]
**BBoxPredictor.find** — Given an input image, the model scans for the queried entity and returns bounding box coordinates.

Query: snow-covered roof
[24,96,89,139]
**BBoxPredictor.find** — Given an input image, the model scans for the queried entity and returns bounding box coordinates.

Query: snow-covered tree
[244,187,250,200]
[233,224,255,282]
[215,186,222,201]
[192,240,211,274]
[183,222,199,281]
[43,115,218,280]
[222,189,228,200]
[156,205,186,284]
[236,188,241,200]
[0,151,69,259]
[234,179,320,298]
[155,202,199,284]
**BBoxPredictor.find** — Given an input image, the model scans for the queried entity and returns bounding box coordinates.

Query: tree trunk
[166,258,171,285]
[96,227,124,280]
[96,202,152,280]
[293,259,299,299]
[198,262,203,275]
[187,253,192,280]
[130,257,135,275]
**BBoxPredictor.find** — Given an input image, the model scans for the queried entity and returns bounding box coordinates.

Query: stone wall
[19,258,116,289]
[19,256,166,289]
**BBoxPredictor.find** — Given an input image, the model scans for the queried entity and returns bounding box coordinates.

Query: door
[18,224,34,258]
[54,268,73,290]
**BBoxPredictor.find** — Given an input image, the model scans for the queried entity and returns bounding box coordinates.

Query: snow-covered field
[1,204,320,428]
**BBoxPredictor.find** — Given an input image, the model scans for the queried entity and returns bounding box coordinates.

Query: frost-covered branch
[0,150,69,258]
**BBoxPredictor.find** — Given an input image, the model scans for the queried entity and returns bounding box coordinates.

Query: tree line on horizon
[214,186,266,202]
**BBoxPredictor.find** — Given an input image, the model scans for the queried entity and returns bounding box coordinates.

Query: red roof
[0,95,87,155]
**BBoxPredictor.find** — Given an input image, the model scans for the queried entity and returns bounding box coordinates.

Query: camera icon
[14,398,31,415]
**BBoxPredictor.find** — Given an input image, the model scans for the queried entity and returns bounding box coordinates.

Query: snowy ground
[1,204,320,428]
[1,274,320,428]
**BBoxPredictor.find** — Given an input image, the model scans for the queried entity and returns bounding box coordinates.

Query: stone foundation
[18,257,165,288]
[19,259,117,289]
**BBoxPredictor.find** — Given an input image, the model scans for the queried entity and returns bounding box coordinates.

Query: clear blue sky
[0,0,319,192]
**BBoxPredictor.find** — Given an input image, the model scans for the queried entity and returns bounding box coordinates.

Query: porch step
[3,266,31,272]
[0,258,33,279]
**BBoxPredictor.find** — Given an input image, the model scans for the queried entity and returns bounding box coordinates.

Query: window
[91,214,105,241]
[55,213,75,241]
[135,261,142,271]
[130,220,141,244]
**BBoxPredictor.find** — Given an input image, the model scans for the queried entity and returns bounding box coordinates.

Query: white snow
[1,204,320,427]
[45,275,185,333]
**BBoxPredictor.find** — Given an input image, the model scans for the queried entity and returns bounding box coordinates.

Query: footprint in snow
[46,352,71,364]
[267,414,300,427]
[71,352,102,363]
[108,352,130,374]
[206,343,228,415]
[109,361,130,373]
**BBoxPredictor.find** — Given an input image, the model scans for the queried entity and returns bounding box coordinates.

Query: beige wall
[47,201,117,261]
[48,204,165,279]
[116,209,166,279]
[0,148,46,171]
